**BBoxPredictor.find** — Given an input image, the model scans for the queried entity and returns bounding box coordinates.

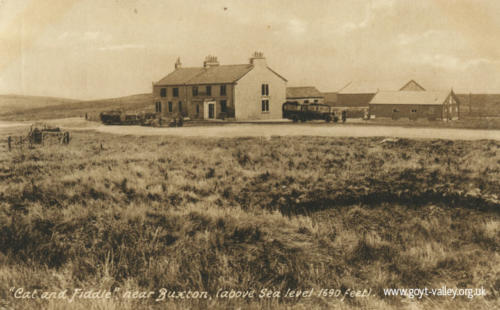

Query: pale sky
[1,0,500,100]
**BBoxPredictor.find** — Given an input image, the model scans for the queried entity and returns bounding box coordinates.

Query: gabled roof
[155,67,206,85]
[370,90,452,105]
[339,79,426,94]
[155,64,263,86]
[267,67,288,82]
[400,80,426,91]
[187,64,253,84]
[286,86,323,99]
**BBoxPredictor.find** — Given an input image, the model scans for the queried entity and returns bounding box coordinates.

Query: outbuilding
[369,90,460,121]
[286,86,324,104]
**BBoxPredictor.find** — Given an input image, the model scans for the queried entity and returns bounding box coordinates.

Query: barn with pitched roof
[369,89,460,121]
[152,52,287,120]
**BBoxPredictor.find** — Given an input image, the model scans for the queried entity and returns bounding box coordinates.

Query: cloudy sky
[0,0,499,99]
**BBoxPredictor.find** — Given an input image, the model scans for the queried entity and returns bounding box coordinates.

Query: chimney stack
[174,57,182,70]
[203,55,220,68]
[249,51,266,67]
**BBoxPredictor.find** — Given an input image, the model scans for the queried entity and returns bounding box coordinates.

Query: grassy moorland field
[0,130,499,309]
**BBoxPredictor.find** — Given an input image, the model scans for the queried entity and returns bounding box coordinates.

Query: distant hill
[0,94,80,114]
[0,93,153,121]
[457,93,500,117]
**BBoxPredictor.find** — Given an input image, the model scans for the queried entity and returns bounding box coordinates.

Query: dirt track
[94,122,500,140]
[2,119,500,140]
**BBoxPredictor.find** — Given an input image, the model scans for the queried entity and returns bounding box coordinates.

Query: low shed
[286,86,324,104]
[369,90,460,121]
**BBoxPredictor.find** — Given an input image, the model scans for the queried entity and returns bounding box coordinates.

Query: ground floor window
[155,102,161,113]
[196,104,200,115]
[262,100,269,112]
[168,102,172,113]
[411,109,417,113]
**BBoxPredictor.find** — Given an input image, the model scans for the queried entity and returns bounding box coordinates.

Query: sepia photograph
[0,0,499,309]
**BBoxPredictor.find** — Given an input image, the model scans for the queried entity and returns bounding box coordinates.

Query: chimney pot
[250,51,266,66]
[203,55,220,68]
[175,57,182,70]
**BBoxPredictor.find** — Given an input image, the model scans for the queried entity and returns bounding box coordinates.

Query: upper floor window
[304,100,309,104]
[314,99,318,103]
[220,100,227,113]
[262,99,269,112]
[206,85,212,96]
[173,88,179,97]
[160,88,166,97]
[192,86,198,96]
[261,84,269,96]
[220,85,226,96]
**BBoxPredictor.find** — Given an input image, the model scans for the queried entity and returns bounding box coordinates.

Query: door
[204,100,216,120]
[208,103,215,119]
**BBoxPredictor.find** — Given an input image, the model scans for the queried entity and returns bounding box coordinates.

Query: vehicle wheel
[325,115,332,123]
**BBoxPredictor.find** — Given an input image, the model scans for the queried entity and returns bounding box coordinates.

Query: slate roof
[370,91,451,105]
[155,64,254,86]
[188,64,253,84]
[155,67,205,85]
[286,86,323,99]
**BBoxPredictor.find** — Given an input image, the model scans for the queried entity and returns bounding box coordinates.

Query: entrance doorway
[204,100,216,120]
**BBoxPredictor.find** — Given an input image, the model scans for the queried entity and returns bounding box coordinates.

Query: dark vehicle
[282,101,337,123]
[124,114,141,125]
[100,111,160,126]
[140,112,157,126]
[100,110,123,125]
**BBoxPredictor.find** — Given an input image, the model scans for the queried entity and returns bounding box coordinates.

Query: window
[411,109,417,113]
[314,99,318,103]
[178,101,182,112]
[206,85,212,96]
[261,99,269,112]
[261,84,269,96]
[220,100,227,113]
[168,102,172,113]
[196,104,200,115]
[393,108,399,113]
[160,88,166,97]
[304,100,309,104]
[192,86,198,96]
[173,88,179,97]
[155,102,162,113]
[220,85,226,96]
